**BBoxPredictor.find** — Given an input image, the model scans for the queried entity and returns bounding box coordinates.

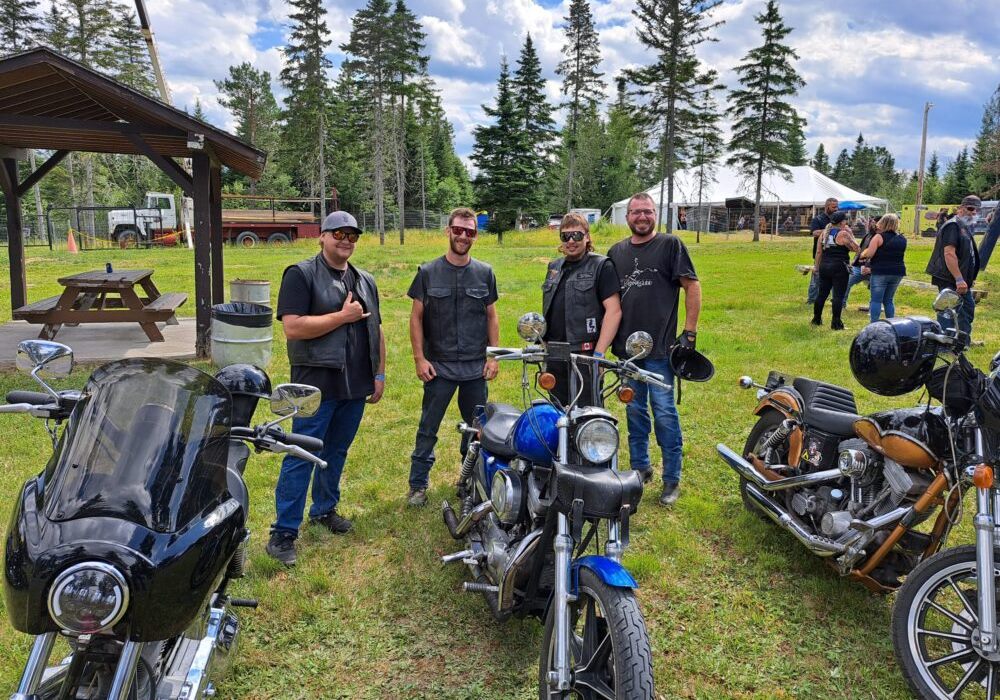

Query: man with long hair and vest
[407,207,500,507]
[266,211,386,566]
[926,194,982,345]
[541,212,621,407]
[608,192,702,507]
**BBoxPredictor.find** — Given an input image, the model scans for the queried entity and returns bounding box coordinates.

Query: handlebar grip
[268,427,324,453]
[6,391,55,406]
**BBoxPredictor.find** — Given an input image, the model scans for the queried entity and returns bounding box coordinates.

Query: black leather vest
[926,218,979,282]
[541,253,607,349]
[418,256,494,362]
[285,255,381,376]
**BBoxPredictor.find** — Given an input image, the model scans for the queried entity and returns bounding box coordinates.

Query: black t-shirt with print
[607,234,697,359]
[277,263,375,401]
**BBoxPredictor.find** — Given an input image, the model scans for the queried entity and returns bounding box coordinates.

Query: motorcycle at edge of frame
[2,340,326,700]
[718,289,1000,699]
[441,311,669,699]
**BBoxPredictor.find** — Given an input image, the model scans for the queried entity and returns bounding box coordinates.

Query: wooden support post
[210,163,224,305]
[192,154,213,359]
[0,157,26,310]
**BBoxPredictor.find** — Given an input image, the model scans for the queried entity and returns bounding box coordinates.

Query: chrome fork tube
[975,486,998,654]
[550,512,573,691]
[107,641,144,700]
[606,520,622,563]
[12,632,56,698]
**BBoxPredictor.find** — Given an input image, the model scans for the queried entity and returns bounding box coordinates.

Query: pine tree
[626,0,723,233]
[556,0,605,210]
[942,148,972,203]
[0,0,41,54]
[971,84,1000,197]
[216,63,281,193]
[511,34,557,224]
[43,4,71,55]
[847,133,880,194]
[472,57,533,235]
[785,115,808,166]
[192,98,209,123]
[926,151,941,203]
[109,7,155,95]
[831,148,850,182]
[60,0,116,70]
[811,144,831,175]
[726,0,805,242]
[281,0,332,218]
[341,0,394,241]
[687,77,724,242]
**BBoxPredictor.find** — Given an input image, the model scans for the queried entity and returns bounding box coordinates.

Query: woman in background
[860,213,906,322]
[812,211,860,330]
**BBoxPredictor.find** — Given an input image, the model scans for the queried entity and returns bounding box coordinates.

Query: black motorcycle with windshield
[2,340,324,700]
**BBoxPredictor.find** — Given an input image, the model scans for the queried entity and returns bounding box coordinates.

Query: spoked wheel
[893,545,1000,699]
[538,568,653,699]
[739,410,788,519]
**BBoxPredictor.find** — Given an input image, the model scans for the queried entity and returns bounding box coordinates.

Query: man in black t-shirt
[266,211,386,566]
[608,192,701,507]
[541,212,621,407]
[406,207,499,507]
[807,197,838,303]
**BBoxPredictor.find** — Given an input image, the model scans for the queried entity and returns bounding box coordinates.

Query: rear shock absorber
[458,442,480,488]
[756,419,798,457]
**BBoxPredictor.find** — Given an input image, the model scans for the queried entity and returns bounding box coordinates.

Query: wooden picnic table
[12,269,187,342]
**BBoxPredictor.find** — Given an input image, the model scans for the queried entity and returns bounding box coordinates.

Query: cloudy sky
[146,0,1000,172]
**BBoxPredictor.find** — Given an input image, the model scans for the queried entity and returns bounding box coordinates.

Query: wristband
[375,373,385,382]
[955,277,965,285]
[593,351,604,358]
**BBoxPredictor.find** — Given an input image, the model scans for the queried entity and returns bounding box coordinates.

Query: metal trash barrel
[211,302,273,368]
[230,279,270,305]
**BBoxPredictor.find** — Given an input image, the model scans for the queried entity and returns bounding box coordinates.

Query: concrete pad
[0,319,197,368]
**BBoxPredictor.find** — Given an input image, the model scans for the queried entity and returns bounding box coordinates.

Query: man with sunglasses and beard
[267,211,386,566]
[926,194,984,344]
[542,213,621,407]
[608,193,701,507]
[406,207,500,507]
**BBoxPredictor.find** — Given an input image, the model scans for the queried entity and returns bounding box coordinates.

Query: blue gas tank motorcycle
[441,313,668,699]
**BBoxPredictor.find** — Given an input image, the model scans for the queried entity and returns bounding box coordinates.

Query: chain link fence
[354,209,448,233]
[46,206,180,250]
[0,208,52,247]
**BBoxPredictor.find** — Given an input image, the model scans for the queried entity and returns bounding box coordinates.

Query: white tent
[609,164,888,226]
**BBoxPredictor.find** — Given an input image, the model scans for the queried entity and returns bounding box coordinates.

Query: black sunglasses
[560,230,587,243]
[450,225,478,239]
[325,229,360,242]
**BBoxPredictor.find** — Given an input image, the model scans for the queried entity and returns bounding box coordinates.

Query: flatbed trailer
[221,194,323,246]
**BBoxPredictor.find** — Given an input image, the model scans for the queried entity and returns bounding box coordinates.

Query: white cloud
[421,15,485,67]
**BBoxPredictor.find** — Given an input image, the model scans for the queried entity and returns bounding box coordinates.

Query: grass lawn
[1,227,998,698]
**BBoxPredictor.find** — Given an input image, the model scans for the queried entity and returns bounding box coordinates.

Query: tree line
[2,0,1000,242]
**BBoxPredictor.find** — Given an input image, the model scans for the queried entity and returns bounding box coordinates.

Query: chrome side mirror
[932,289,961,312]
[270,383,321,418]
[517,312,546,343]
[16,340,74,379]
[739,376,755,389]
[625,331,653,361]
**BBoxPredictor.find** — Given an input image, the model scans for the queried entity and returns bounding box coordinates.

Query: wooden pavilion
[0,48,266,358]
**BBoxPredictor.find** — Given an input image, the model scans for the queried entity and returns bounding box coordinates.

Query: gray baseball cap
[961,195,982,209]
[321,211,362,235]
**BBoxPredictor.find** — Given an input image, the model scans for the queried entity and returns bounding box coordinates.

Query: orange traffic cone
[66,228,79,254]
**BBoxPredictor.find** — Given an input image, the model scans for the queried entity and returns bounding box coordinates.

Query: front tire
[739,410,787,519]
[892,544,1000,699]
[538,568,653,699]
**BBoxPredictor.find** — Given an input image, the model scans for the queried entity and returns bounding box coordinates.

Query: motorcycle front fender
[571,555,637,593]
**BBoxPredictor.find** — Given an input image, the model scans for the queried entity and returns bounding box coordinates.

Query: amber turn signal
[617,386,635,403]
[973,464,994,489]
[538,372,557,391]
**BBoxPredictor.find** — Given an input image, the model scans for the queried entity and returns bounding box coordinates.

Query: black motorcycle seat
[479,403,521,457]
[793,377,862,436]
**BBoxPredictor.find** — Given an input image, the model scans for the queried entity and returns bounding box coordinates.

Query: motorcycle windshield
[42,359,232,533]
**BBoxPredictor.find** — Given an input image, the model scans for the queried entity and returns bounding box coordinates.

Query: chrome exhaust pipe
[717,443,841,491]
[743,482,846,557]
[442,500,494,539]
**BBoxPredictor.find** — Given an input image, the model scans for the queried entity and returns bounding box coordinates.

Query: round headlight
[48,562,129,634]
[575,419,619,463]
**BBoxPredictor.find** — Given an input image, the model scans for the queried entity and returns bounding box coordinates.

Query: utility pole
[913,101,933,238]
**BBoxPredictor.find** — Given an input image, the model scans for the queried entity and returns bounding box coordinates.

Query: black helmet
[849,317,940,396]
[668,345,715,382]
[214,364,271,426]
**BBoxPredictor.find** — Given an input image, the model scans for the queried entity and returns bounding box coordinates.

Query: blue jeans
[843,266,865,309]
[869,274,903,322]
[806,270,819,303]
[935,281,976,340]
[272,397,366,536]
[980,215,1000,269]
[625,357,683,485]
[409,375,487,490]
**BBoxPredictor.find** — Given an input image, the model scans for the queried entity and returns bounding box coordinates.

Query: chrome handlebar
[485,346,672,390]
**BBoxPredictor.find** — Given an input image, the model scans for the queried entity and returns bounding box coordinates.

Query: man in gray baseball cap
[266,210,386,566]
[926,194,982,344]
